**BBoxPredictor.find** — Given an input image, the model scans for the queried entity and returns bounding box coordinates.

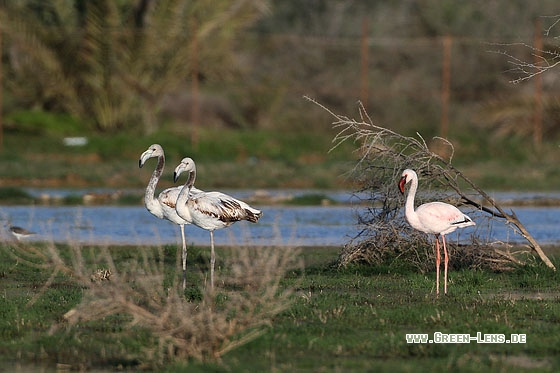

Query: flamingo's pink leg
[435,235,441,295]
[442,234,449,295]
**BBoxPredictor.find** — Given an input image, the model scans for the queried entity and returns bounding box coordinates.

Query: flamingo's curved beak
[139,149,153,168]
[398,176,407,194]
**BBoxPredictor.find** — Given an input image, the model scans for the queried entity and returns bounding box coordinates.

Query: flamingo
[139,144,201,290]
[173,157,262,290]
[398,169,475,295]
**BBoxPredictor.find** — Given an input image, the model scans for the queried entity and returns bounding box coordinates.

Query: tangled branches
[307,97,555,272]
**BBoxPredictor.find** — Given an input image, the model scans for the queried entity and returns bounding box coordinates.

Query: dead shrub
[307,97,555,272]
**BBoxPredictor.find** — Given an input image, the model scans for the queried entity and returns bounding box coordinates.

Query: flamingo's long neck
[176,168,197,213]
[145,155,164,216]
[404,175,423,230]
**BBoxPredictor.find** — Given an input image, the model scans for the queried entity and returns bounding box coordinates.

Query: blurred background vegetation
[0,0,560,190]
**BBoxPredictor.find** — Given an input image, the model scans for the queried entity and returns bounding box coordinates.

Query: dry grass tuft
[7,240,301,367]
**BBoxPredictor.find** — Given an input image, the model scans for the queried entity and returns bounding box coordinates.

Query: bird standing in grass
[9,226,36,241]
[139,144,201,290]
[398,169,475,295]
[173,157,262,290]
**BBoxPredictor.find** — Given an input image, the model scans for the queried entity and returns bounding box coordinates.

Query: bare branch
[488,16,560,83]
[542,15,560,37]
[308,98,556,271]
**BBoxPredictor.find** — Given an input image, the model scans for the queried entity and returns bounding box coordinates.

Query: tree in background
[0,0,269,134]
[2,0,560,144]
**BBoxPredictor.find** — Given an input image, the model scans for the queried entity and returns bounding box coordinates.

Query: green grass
[5,110,85,136]
[1,244,559,371]
[0,124,356,190]
[4,108,560,191]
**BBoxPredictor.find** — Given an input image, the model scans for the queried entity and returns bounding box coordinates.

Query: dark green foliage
[5,110,84,136]
[0,187,34,204]
[287,193,336,206]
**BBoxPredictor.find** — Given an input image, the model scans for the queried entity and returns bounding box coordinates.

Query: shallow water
[0,204,359,247]
[2,190,560,247]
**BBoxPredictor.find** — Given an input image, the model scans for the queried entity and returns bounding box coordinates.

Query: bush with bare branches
[307,97,555,272]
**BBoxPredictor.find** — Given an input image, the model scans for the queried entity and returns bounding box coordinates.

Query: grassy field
[0,112,359,190]
[3,109,560,192]
[1,242,559,372]
[1,110,560,372]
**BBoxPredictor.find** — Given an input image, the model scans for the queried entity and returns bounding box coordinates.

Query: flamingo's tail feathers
[246,208,263,223]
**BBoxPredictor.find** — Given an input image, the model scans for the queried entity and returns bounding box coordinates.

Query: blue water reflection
[0,205,359,247]
[2,190,560,246]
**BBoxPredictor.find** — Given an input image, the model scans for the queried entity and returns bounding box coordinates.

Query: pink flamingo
[399,169,475,295]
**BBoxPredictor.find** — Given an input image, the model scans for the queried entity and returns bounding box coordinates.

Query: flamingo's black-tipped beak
[139,148,154,168]
[398,176,407,195]
[173,171,180,183]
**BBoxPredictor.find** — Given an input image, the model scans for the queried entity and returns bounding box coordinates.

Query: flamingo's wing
[416,202,474,234]
[159,186,182,209]
[191,192,262,223]
[160,186,204,209]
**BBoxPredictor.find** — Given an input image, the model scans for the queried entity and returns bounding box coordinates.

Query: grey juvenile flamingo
[173,157,262,290]
[139,144,201,290]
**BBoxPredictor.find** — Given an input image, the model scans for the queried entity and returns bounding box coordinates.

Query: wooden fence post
[0,29,3,152]
[191,19,200,149]
[533,18,543,147]
[440,35,452,141]
[360,17,369,105]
